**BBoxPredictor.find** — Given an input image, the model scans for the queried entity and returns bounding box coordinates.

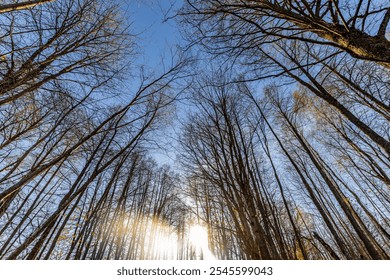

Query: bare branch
[0,0,54,14]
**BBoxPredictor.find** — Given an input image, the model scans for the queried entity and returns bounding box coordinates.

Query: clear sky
[120,0,183,68]
[118,0,185,166]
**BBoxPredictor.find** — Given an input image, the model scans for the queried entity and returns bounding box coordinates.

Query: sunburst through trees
[0,0,389,260]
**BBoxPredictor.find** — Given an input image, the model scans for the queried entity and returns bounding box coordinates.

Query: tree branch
[377,7,390,38]
[0,0,54,14]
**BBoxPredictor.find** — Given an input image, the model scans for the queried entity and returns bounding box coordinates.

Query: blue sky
[117,0,185,166]
[120,0,183,68]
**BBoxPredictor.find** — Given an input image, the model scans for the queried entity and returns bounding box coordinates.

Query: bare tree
[180,1,390,68]
[0,0,191,260]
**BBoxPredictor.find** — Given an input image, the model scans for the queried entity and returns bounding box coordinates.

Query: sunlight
[119,214,217,260]
[188,224,216,260]
[189,224,208,248]
[152,227,178,260]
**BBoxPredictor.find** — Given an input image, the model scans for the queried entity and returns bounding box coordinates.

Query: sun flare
[189,224,208,248]
[188,224,216,260]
